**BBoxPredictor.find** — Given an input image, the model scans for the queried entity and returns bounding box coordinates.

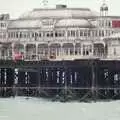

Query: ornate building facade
[0,3,120,61]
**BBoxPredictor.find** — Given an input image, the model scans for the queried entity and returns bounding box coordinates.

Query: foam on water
[0,97,120,120]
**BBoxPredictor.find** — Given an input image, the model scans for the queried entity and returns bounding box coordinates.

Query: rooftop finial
[42,0,48,8]
[100,0,108,16]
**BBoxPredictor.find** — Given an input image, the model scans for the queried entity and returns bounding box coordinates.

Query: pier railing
[0,54,109,61]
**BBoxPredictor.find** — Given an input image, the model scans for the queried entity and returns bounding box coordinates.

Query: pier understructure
[0,59,120,102]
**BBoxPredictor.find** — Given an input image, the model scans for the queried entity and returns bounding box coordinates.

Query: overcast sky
[0,0,120,19]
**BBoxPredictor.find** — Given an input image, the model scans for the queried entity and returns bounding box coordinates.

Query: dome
[100,3,108,11]
[55,19,92,27]
[19,8,97,19]
[8,19,42,29]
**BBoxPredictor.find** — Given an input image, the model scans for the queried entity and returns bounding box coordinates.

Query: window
[58,32,62,37]
[105,21,108,27]
[88,31,90,37]
[8,32,15,38]
[1,23,5,28]
[27,32,30,38]
[55,32,58,37]
[99,30,101,37]
[114,48,116,55]
[101,20,104,27]
[13,32,16,38]
[76,30,79,37]
[8,33,10,38]
[108,21,111,27]
[24,33,26,38]
[95,31,97,37]
[83,45,92,56]
[71,30,76,37]
[16,32,18,38]
[19,32,22,38]
[58,32,64,37]
[80,31,83,36]
[0,33,2,38]
[84,31,87,36]
[55,31,64,37]
[11,32,14,38]
[3,34,6,38]
[32,33,34,38]
[67,31,71,37]
[31,32,41,38]
[35,32,38,37]
[92,31,95,37]
[90,30,93,37]
[106,30,108,36]
[45,32,53,37]
[46,32,50,37]
[75,48,81,55]
[99,20,101,27]
[39,32,41,37]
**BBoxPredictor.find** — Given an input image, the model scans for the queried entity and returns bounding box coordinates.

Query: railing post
[91,59,98,101]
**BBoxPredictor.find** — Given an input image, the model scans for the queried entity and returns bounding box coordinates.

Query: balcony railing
[0,53,109,61]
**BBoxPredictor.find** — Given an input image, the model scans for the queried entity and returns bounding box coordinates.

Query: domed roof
[55,19,92,27]
[19,8,97,19]
[8,19,42,29]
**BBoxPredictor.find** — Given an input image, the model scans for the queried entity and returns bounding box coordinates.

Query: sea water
[0,97,120,120]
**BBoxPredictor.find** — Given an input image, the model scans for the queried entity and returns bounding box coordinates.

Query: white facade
[0,4,120,61]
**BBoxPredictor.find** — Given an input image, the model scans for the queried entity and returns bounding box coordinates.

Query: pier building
[0,2,120,101]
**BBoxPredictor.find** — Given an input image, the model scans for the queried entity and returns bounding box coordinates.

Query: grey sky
[0,0,119,19]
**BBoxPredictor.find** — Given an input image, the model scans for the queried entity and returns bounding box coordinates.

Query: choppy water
[0,97,120,120]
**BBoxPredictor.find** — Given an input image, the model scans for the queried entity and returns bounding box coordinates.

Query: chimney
[56,4,67,9]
